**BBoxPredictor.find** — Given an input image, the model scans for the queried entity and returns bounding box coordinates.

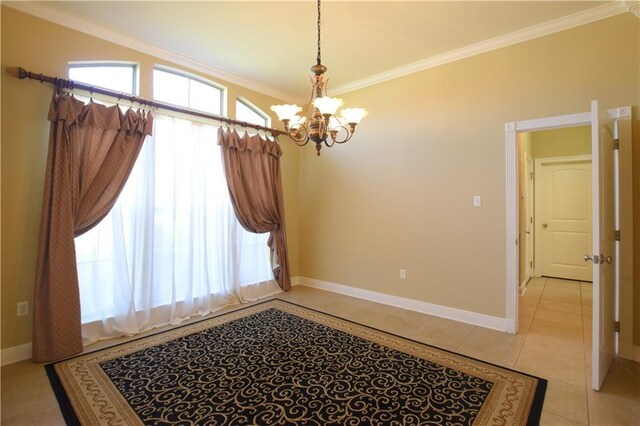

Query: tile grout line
[540,278,592,425]
[580,281,592,425]
[453,325,477,353]
[513,278,546,367]
[520,278,582,423]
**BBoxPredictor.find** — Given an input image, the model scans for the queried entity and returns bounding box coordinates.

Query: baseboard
[295,276,507,332]
[1,342,32,366]
[2,278,512,365]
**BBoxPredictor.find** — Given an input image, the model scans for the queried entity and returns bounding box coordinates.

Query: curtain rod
[6,66,287,137]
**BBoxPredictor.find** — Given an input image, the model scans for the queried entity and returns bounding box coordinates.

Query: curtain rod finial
[6,67,27,79]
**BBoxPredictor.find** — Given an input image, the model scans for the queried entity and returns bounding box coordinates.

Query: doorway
[505,104,634,390]
[518,125,593,288]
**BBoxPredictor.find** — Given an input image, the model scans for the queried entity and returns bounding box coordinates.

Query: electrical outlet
[473,195,482,207]
[400,269,406,279]
[17,301,29,316]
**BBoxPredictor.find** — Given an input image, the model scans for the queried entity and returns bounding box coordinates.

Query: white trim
[626,2,640,18]
[515,112,591,132]
[3,2,296,103]
[535,154,593,166]
[505,122,518,334]
[332,2,629,95]
[295,277,507,332]
[1,343,32,366]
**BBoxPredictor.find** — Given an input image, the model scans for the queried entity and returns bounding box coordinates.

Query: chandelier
[271,0,367,156]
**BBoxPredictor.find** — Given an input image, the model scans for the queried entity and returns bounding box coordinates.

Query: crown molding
[6,1,633,101]
[4,1,296,103]
[332,2,631,96]
[626,1,640,17]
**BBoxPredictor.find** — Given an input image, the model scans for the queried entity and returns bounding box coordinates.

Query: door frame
[523,151,534,285]
[504,106,633,360]
[533,154,592,282]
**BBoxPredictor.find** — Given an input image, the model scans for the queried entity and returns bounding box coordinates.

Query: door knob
[584,254,600,264]
[600,255,612,264]
[542,223,548,228]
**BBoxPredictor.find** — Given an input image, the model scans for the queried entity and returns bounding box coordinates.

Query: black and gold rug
[46,299,546,425]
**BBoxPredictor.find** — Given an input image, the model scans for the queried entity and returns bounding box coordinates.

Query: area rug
[46,299,546,425]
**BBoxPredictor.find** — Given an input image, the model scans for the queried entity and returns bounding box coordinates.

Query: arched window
[68,62,137,95]
[236,97,270,127]
[153,66,225,115]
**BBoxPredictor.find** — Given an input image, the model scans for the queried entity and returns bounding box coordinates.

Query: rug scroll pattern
[47,300,546,425]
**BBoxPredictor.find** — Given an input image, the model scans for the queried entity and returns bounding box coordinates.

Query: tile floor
[2,278,639,425]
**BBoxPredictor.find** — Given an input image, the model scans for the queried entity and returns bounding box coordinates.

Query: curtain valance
[218,127,282,158]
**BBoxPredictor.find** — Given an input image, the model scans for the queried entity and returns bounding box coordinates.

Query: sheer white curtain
[75,114,280,344]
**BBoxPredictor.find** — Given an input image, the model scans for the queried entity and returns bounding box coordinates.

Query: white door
[535,156,593,281]
[590,100,616,390]
[524,153,534,280]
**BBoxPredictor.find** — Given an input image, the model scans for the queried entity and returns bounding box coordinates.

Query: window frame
[153,65,227,116]
[236,96,271,128]
[68,61,139,95]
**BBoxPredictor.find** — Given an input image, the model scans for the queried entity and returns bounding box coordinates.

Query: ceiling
[16,1,625,102]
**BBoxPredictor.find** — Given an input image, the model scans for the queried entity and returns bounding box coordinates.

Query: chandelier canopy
[271,0,367,156]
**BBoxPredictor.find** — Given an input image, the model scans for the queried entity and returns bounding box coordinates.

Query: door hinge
[530,172,534,180]
[530,261,533,268]
[615,230,620,241]
[614,139,619,150]
[614,321,620,333]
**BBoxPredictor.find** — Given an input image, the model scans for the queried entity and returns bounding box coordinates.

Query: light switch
[473,195,482,207]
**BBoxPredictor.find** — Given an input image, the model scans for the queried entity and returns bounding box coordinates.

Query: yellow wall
[0,7,299,349]
[298,13,640,341]
[518,132,532,287]
[531,126,592,158]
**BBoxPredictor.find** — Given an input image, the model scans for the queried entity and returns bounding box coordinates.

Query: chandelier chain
[270,0,366,156]
[316,0,322,65]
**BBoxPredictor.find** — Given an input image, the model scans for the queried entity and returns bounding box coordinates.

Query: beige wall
[0,7,299,349]
[2,7,640,351]
[298,13,640,343]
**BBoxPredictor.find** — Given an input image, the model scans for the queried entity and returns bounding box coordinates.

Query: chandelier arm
[304,85,315,117]
[329,124,353,144]
[288,124,310,146]
[294,137,310,147]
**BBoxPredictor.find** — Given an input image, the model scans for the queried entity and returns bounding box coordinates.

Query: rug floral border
[46,299,546,425]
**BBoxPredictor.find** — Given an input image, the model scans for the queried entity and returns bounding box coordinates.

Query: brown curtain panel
[33,94,153,362]
[218,129,291,291]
